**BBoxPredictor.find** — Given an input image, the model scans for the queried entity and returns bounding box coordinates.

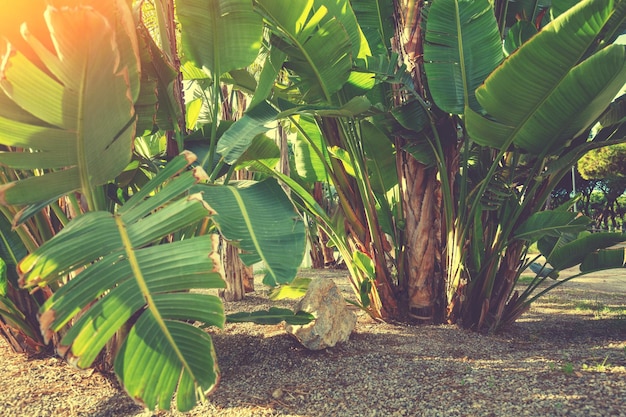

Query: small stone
[271,388,284,399]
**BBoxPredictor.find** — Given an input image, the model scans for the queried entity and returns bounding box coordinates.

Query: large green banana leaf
[292,115,332,182]
[193,178,306,287]
[134,22,180,134]
[540,232,626,271]
[467,0,626,154]
[423,0,503,114]
[217,97,371,164]
[514,211,592,242]
[177,0,263,77]
[255,0,353,102]
[313,0,371,59]
[0,3,139,207]
[351,0,395,56]
[19,154,225,412]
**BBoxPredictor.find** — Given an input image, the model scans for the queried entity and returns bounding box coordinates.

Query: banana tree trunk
[220,168,255,301]
[394,0,446,323]
[309,182,337,268]
[400,154,444,323]
[219,238,254,301]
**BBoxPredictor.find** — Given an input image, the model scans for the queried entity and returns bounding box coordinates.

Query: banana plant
[443,0,626,330]
[19,153,226,412]
[0,0,307,412]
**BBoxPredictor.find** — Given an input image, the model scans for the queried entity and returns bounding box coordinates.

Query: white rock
[285,278,357,350]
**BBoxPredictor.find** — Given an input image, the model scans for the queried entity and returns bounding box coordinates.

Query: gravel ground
[1,269,625,417]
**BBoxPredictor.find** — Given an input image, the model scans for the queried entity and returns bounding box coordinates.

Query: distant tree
[578,144,626,230]
[549,169,595,212]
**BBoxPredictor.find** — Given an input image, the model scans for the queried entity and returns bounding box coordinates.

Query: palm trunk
[219,238,254,301]
[400,155,443,323]
[394,0,447,323]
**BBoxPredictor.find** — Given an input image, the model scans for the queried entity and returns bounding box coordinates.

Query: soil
[1,268,625,417]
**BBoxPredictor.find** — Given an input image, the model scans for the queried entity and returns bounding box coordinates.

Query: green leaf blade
[423,0,503,114]
[194,179,306,287]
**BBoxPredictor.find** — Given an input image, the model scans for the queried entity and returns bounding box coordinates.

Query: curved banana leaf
[541,232,626,270]
[503,21,538,56]
[193,178,306,287]
[177,0,263,76]
[227,307,314,325]
[217,97,371,164]
[423,0,503,114]
[0,4,138,207]
[255,0,353,102]
[352,0,395,56]
[580,247,626,272]
[216,101,280,164]
[293,115,332,182]
[514,211,591,242]
[249,46,287,109]
[314,0,371,59]
[467,0,626,154]
[19,154,226,412]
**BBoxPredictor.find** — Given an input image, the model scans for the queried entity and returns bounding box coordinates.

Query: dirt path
[1,270,624,417]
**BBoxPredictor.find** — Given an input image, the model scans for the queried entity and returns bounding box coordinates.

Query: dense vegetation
[0,0,624,412]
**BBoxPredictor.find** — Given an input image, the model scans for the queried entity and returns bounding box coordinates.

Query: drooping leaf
[423,0,503,114]
[227,307,315,325]
[255,0,353,102]
[467,0,626,154]
[177,0,263,77]
[544,232,626,270]
[193,178,306,286]
[514,211,591,242]
[233,134,281,172]
[217,98,371,164]
[19,154,226,412]
[268,277,312,300]
[580,247,626,272]
[216,101,279,164]
[249,45,287,109]
[598,93,626,128]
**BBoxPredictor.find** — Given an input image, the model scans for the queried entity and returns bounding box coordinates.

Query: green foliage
[578,144,626,180]
[268,277,311,300]
[226,307,315,325]
[177,0,263,78]
[0,3,139,209]
[193,179,306,287]
[0,0,307,412]
[468,0,626,154]
[423,0,503,113]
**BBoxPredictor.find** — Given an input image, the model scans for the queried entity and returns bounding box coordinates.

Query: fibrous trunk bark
[400,155,443,323]
[394,0,445,323]
[219,238,254,301]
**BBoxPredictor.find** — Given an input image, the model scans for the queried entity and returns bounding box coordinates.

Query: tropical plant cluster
[0,0,625,412]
